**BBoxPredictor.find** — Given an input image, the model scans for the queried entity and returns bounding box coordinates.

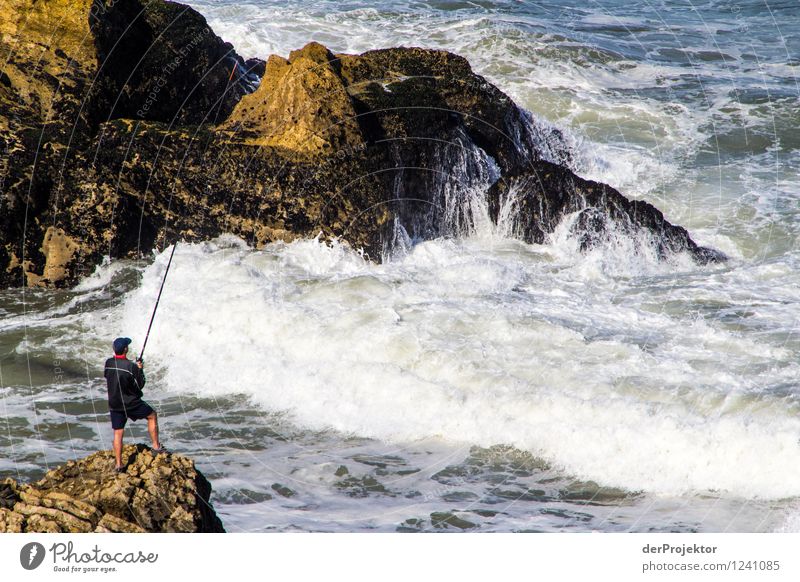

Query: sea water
[1,0,798,532]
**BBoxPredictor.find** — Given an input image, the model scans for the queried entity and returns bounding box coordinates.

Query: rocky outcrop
[0,0,723,289]
[226,42,364,154]
[489,162,727,262]
[0,0,260,287]
[88,0,260,126]
[0,444,224,533]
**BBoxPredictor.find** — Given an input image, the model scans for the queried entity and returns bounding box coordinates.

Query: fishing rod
[138,241,178,362]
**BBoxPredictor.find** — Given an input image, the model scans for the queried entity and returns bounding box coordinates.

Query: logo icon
[20,542,46,570]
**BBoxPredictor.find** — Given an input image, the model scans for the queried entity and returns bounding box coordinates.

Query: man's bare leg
[113,429,124,469]
[147,412,161,451]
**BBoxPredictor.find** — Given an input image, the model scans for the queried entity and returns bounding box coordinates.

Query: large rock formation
[0,444,224,533]
[0,0,723,289]
[0,0,260,287]
[489,162,725,262]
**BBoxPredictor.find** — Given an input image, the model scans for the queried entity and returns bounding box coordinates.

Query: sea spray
[108,237,800,498]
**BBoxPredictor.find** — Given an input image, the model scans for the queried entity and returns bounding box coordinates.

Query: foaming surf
[86,233,800,500]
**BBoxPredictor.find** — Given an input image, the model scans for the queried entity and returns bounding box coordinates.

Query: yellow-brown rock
[0,445,224,533]
[226,42,364,154]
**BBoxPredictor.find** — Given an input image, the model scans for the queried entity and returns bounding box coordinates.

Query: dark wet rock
[335,475,392,498]
[541,508,594,522]
[488,162,727,263]
[486,486,550,503]
[467,445,552,475]
[215,488,273,505]
[398,511,493,532]
[397,517,425,532]
[431,466,482,485]
[270,483,296,498]
[433,444,550,485]
[558,479,639,505]
[0,0,724,289]
[470,509,505,518]
[0,444,224,533]
[350,454,407,468]
[334,465,349,477]
[88,0,258,127]
[0,480,18,509]
[441,491,480,503]
[244,58,267,79]
[430,511,477,530]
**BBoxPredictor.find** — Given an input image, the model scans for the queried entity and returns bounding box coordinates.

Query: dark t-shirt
[104,356,146,411]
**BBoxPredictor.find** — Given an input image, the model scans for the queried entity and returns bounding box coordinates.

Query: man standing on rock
[104,337,167,472]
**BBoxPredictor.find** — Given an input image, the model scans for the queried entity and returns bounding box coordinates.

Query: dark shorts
[109,401,155,430]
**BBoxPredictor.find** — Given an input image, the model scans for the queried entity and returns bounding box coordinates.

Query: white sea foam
[95,236,800,499]
[774,506,800,533]
[73,257,124,292]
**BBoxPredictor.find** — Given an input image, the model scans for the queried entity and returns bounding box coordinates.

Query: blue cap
[113,337,132,355]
